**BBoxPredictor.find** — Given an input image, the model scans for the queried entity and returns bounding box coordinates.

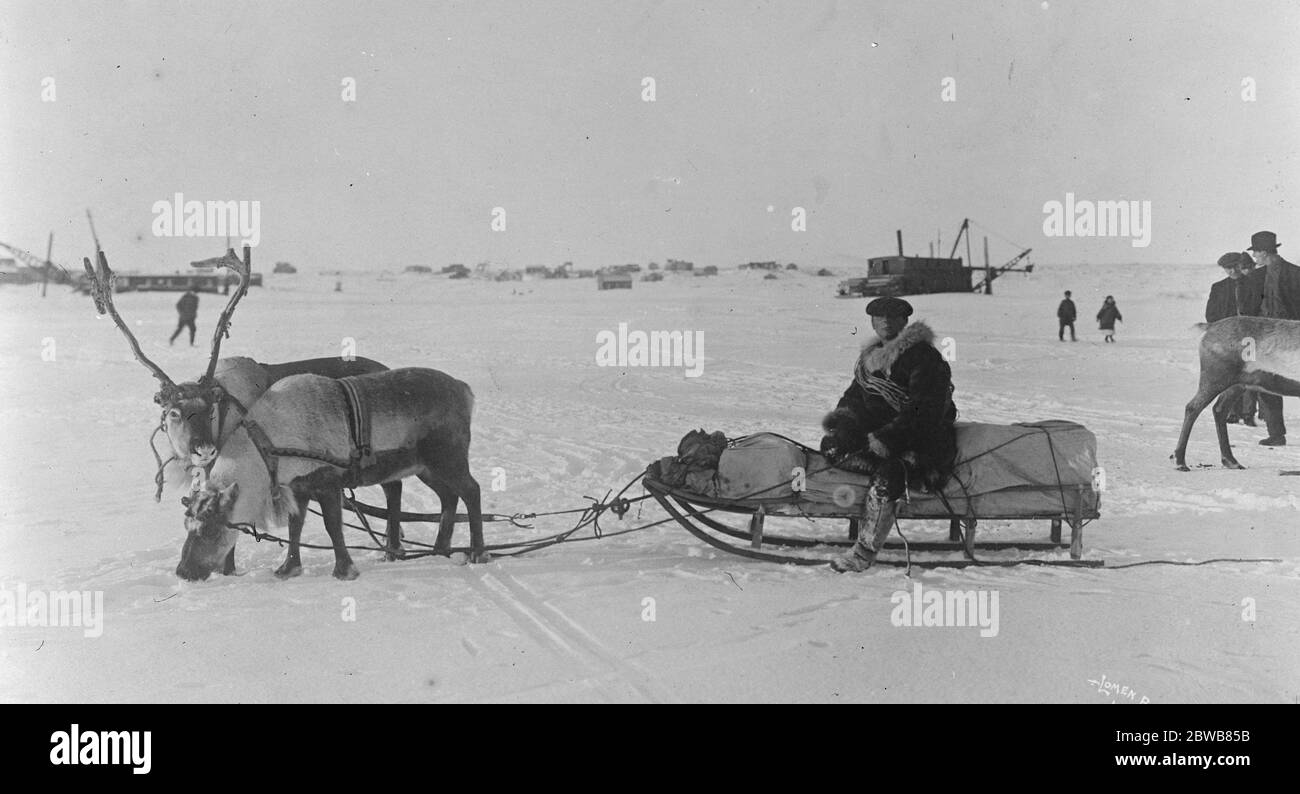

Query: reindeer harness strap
[338,377,376,473]
[205,385,250,449]
[241,420,356,479]
[238,378,378,495]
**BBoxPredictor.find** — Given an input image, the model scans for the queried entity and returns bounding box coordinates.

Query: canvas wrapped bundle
[647,421,1101,520]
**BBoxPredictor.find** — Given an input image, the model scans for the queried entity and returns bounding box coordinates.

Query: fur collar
[856,321,936,377]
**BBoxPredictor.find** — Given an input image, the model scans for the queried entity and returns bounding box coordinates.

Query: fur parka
[819,322,958,491]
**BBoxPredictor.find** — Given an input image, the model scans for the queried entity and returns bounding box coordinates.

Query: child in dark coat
[1096,296,1122,343]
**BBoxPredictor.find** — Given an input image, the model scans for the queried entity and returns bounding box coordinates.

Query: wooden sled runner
[644,422,1103,568]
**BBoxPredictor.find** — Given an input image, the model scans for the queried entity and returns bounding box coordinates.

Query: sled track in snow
[469,570,675,703]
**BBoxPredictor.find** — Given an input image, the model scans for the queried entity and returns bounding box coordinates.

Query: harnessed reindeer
[176,367,484,580]
[1173,315,1300,470]
[83,248,417,572]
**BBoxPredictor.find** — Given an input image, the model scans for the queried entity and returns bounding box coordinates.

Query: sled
[644,421,1103,568]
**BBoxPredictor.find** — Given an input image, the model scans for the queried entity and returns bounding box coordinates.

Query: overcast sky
[2,0,1297,272]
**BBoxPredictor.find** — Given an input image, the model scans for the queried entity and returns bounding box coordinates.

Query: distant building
[603,264,640,275]
[110,272,263,293]
[666,259,694,272]
[843,255,972,297]
[404,265,433,274]
[272,261,297,274]
[597,271,633,290]
[694,265,718,277]
[742,261,780,271]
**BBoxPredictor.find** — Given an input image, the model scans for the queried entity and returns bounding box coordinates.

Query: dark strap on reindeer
[239,383,374,493]
[241,418,281,488]
[338,376,376,471]
[220,390,250,422]
[209,388,250,449]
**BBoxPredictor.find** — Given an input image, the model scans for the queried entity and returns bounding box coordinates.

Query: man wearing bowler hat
[820,296,958,572]
[1206,251,1262,424]
[1245,231,1300,445]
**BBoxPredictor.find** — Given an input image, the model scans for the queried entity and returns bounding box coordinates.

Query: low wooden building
[597,271,633,290]
[110,271,263,293]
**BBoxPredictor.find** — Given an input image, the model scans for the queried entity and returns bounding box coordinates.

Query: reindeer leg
[456,470,487,564]
[1174,379,1235,471]
[274,492,310,579]
[221,546,236,576]
[320,490,360,580]
[418,472,459,556]
[382,480,403,561]
[1213,385,1247,469]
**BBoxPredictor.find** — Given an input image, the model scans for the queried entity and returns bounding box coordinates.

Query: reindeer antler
[83,250,178,401]
[201,246,251,382]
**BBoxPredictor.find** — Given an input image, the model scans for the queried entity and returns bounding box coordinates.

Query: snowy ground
[1,262,1297,703]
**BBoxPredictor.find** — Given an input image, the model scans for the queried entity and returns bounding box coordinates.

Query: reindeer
[1173,315,1300,470]
[83,248,410,569]
[176,368,484,581]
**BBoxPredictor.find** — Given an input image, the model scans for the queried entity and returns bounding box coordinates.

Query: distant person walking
[1057,290,1077,341]
[169,287,199,346]
[1245,230,1300,445]
[1096,296,1122,343]
[1206,251,1262,424]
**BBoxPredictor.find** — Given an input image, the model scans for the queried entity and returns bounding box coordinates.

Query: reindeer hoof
[383,549,403,562]
[433,544,453,557]
[468,550,493,565]
[1222,458,1246,470]
[274,562,303,579]
[333,563,361,581]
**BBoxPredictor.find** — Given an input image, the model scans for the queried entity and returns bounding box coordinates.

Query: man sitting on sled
[820,297,958,572]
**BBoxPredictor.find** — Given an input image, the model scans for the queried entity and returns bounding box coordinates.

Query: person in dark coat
[820,296,958,572]
[1057,290,1077,341]
[1096,296,1122,342]
[1245,230,1300,445]
[1206,251,1262,424]
[169,288,199,346]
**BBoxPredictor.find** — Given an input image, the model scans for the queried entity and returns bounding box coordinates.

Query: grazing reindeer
[175,368,484,581]
[1173,315,1300,470]
[83,248,408,569]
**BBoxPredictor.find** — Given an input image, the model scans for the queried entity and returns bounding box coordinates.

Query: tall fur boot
[830,496,898,573]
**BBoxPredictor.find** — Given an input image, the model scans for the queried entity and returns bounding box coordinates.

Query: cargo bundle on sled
[644,421,1102,568]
